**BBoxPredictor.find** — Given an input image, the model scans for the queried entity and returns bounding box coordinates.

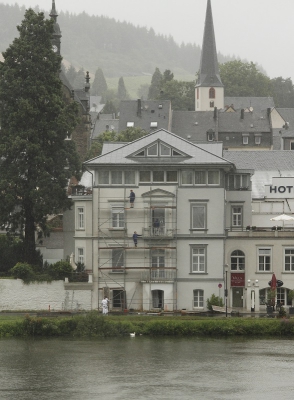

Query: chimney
[213,106,217,120]
[267,107,271,116]
[241,109,244,119]
[137,99,142,117]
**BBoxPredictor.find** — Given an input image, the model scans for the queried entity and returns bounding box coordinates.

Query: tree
[0,9,81,265]
[73,67,85,89]
[65,64,77,87]
[162,69,174,83]
[148,67,162,99]
[271,77,294,108]
[102,100,117,115]
[158,79,195,110]
[91,67,108,96]
[117,76,128,100]
[219,60,272,97]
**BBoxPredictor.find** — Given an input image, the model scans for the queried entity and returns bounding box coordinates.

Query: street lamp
[225,264,229,317]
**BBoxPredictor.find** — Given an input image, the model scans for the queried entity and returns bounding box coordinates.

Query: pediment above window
[141,188,175,198]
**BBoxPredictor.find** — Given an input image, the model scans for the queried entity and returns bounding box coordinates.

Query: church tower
[50,0,62,55]
[195,0,224,111]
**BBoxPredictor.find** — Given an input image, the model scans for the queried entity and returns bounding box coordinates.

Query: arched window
[193,289,204,308]
[209,87,215,99]
[231,250,245,270]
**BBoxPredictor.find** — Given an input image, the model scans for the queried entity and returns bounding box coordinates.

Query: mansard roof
[197,0,223,88]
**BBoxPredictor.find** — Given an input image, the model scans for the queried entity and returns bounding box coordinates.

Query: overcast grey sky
[2,0,294,80]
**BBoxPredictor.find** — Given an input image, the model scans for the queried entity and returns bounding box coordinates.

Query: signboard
[265,177,294,199]
[231,273,245,287]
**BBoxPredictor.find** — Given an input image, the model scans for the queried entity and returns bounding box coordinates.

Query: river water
[0,337,293,400]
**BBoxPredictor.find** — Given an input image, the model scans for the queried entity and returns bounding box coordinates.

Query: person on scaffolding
[129,190,135,208]
[133,231,141,247]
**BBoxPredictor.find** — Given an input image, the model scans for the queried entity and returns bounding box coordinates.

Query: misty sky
[2,0,294,80]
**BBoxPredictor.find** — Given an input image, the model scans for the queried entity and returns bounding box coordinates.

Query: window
[150,122,158,128]
[209,101,214,108]
[242,136,249,145]
[153,171,164,182]
[125,171,136,185]
[134,150,145,157]
[139,171,151,182]
[112,207,124,228]
[195,171,206,185]
[191,247,206,273]
[255,136,261,145]
[181,170,193,185]
[258,248,271,272]
[208,170,220,185]
[192,205,206,229]
[209,87,215,99]
[160,143,171,156]
[166,171,177,182]
[112,249,124,272]
[284,249,294,272]
[127,122,134,127]
[290,141,294,150]
[113,290,126,308]
[147,144,158,156]
[76,207,84,230]
[193,289,204,308]
[227,174,250,190]
[111,171,122,184]
[231,250,245,270]
[232,206,243,227]
[99,171,109,184]
[77,248,84,264]
[151,249,165,278]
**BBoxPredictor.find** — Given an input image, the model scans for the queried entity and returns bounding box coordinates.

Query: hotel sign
[265,177,294,198]
[231,273,245,287]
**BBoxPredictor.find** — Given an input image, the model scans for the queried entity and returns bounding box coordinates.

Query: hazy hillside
[0,3,235,79]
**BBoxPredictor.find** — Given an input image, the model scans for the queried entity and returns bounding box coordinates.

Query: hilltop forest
[0,3,234,78]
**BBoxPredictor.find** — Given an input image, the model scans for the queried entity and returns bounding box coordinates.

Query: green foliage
[158,79,195,110]
[46,261,73,280]
[73,67,85,89]
[271,77,294,108]
[9,263,35,281]
[102,100,117,115]
[0,235,24,274]
[219,60,273,97]
[117,77,129,100]
[0,9,81,264]
[148,67,163,99]
[206,294,224,311]
[91,67,108,96]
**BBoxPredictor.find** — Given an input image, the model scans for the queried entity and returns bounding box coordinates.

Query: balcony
[141,269,176,282]
[142,227,175,238]
[226,226,294,238]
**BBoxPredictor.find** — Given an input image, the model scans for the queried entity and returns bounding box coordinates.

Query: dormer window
[150,122,158,128]
[127,122,134,127]
[209,87,215,99]
[160,143,171,156]
[147,143,158,156]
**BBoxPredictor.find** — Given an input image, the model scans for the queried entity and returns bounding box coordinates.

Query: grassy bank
[1,313,294,338]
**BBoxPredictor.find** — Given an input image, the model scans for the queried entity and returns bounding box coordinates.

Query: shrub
[9,262,35,281]
[47,261,73,280]
[206,294,224,311]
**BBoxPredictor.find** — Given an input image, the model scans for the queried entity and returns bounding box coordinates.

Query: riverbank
[1,313,294,338]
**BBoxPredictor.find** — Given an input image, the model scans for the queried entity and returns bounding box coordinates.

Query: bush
[47,261,73,280]
[9,262,35,281]
[207,294,224,311]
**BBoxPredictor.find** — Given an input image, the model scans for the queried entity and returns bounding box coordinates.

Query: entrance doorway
[152,290,164,309]
[232,287,243,307]
[152,208,165,236]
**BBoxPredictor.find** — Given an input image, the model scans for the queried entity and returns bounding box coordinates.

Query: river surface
[0,337,294,400]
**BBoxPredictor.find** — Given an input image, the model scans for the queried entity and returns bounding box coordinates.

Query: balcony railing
[141,269,176,282]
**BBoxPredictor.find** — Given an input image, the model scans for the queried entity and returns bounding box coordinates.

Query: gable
[129,139,189,159]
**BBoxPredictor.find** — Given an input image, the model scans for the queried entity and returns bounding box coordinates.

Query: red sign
[231,273,245,287]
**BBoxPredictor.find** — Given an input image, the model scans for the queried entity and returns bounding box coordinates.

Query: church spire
[50,1,61,55]
[197,0,223,88]
[195,0,224,111]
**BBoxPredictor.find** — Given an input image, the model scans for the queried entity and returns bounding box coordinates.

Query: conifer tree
[91,67,108,95]
[148,67,163,99]
[117,76,128,100]
[0,9,81,265]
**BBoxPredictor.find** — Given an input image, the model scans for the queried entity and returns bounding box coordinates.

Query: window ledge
[189,272,208,275]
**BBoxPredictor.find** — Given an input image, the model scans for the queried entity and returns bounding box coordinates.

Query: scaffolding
[97,186,178,312]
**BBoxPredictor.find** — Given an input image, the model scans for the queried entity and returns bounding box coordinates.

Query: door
[232,287,243,307]
[152,208,165,235]
[152,290,164,309]
[151,249,165,279]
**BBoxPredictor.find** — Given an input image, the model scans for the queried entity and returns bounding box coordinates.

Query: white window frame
[76,207,85,230]
[111,207,125,229]
[77,247,85,264]
[231,206,243,227]
[230,250,245,271]
[242,136,249,145]
[284,248,294,272]
[207,170,220,185]
[181,170,193,185]
[191,204,206,230]
[191,246,206,273]
[257,247,272,272]
[112,249,124,273]
[193,289,204,308]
